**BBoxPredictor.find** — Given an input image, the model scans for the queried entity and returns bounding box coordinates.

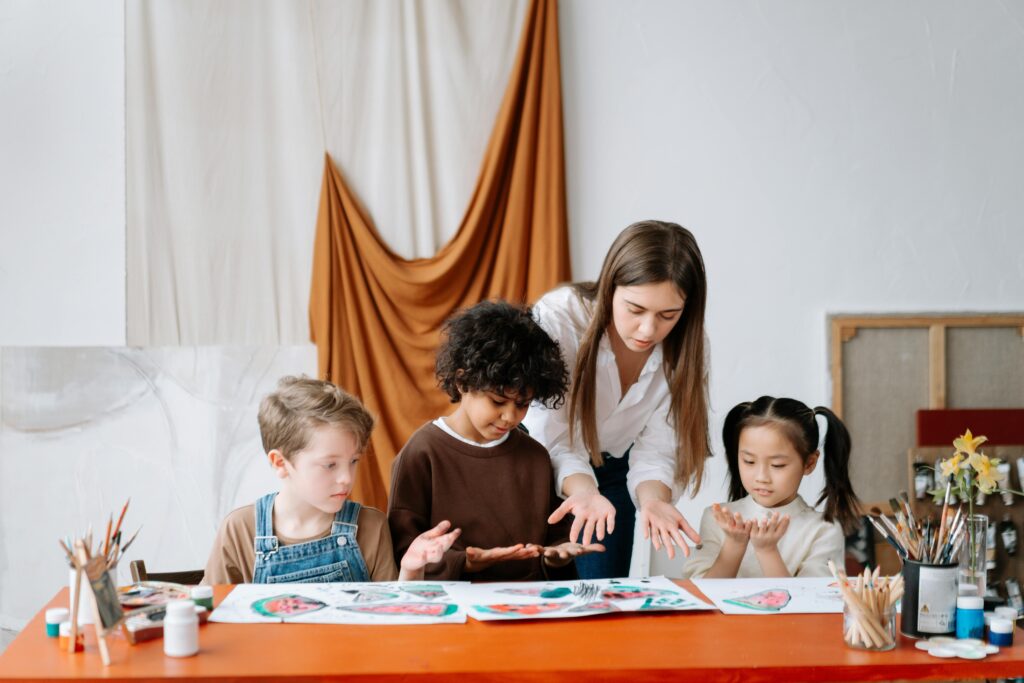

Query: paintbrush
[866,515,907,558]
[870,507,912,555]
[899,490,917,533]
[937,480,952,549]
[102,514,113,558]
[120,526,142,554]
[58,539,76,567]
[111,498,130,544]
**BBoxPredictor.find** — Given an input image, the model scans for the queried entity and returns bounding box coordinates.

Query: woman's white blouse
[522,286,681,505]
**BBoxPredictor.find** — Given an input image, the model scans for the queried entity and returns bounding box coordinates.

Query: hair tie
[813,410,828,456]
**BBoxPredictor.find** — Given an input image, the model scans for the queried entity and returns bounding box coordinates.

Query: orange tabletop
[2,582,1023,682]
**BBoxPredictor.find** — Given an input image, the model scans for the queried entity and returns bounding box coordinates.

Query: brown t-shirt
[388,422,573,581]
[202,502,398,584]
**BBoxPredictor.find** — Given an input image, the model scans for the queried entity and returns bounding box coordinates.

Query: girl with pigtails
[682,396,861,579]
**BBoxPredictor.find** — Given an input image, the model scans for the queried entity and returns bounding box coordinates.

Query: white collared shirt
[680,495,846,578]
[521,286,681,505]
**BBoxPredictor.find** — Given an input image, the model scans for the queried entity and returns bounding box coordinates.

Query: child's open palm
[464,543,541,573]
[710,503,753,545]
[539,541,606,568]
[748,512,791,550]
[398,520,462,581]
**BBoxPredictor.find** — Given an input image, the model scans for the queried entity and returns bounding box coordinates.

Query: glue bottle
[163,600,199,657]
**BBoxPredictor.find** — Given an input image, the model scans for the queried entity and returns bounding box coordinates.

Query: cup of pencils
[830,561,902,651]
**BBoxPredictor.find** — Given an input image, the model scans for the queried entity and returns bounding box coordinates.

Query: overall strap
[332,500,362,534]
[253,492,280,556]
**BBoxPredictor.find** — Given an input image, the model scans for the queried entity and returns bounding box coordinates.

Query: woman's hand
[638,499,701,559]
[548,490,617,546]
[464,544,541,573]
[748,512,790,551]
[540,542,606,568]
[710,503,753,547]
[398,520,461,581]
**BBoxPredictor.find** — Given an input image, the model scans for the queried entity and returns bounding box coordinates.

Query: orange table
[2,583,1023,682]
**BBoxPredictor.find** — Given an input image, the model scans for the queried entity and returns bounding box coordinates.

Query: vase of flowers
[934,430,1007,597]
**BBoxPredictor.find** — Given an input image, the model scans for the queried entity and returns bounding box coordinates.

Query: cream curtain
[127,0,525,345]
[310,0,570,508]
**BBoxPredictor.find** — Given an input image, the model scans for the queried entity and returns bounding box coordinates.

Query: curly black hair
[436,300,568,409]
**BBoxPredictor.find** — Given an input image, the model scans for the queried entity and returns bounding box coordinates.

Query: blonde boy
[204,376,457,584]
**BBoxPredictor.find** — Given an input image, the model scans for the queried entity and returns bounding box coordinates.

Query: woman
[523,220,711,578]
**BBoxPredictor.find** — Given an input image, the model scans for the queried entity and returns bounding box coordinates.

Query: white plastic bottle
[163,599,199,657]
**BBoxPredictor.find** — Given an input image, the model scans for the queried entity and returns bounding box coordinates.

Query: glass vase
[958,513,988,598]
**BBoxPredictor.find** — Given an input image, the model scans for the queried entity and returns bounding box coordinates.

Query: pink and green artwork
[473,602,565,617]
[723,589,792,612]
[401,585,448,600]
[567,601,619,614]
[251,594,327,618]
[497,587,573,599]
[338,603,458,617]
[601,586,675,601]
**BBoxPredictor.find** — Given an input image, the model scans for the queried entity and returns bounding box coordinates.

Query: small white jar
[163,599,199,657]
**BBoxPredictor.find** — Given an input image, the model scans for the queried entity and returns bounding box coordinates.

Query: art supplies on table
[829,561,902,651]
[210,581,468,625]
[899,557,957,637]
[914,636,1000,660]
[446,576,711,621]
[123,602,210,645]
[162,600,201,657]
[58,498,138,665]
[691,576,844,615]
[118,581,192,613]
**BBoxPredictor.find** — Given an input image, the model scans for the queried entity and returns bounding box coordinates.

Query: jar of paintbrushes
[864,489,966,638]
[831,561,902,651]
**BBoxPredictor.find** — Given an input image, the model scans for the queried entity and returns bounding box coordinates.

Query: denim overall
[252,492,370,583]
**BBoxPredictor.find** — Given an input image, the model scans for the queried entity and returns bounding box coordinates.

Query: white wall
[0,0,126,346]
[558,0,1024,575]
[2,1,1024,626]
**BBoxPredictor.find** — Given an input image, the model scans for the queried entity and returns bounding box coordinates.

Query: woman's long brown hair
[568,220,710,493]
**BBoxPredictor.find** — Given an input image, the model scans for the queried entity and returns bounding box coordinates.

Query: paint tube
[1007,578,1024,613]
[987,522,998,570]
[1000,515,1018,557]
[999,462,1014,506]
[914,462,933,500]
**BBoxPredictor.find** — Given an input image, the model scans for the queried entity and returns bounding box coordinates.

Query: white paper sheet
[209,581,467,625]
[446,576,713,621]
[692,577,844,615]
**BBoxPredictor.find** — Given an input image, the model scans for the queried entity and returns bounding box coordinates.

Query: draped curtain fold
[309,0,570,509]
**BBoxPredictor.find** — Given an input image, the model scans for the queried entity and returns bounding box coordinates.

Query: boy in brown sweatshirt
[388,301,604,581]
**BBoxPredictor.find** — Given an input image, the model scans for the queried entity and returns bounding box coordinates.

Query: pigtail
[812,407,861,534]
[722,401,752,502]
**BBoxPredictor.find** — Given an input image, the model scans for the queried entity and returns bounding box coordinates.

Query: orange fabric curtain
[309,0,570,510]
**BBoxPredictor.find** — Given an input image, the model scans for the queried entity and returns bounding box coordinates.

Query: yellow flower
[940,453,964,479]
[954,429,988,456]
[968,452,1004,494]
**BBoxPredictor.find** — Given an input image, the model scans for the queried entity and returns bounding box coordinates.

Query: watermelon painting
[353,590,401,603]
[567,601,619,614]
[497,587,573,599]
[601,586,675,601]
[251,594,327,618]
[401,585,449,600]
[338,603,459,617]
[639,596,691,611]
[723,589,791,613]
[473,602,565,616]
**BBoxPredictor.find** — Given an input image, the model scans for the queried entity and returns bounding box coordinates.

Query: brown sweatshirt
[388,422,574,581]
